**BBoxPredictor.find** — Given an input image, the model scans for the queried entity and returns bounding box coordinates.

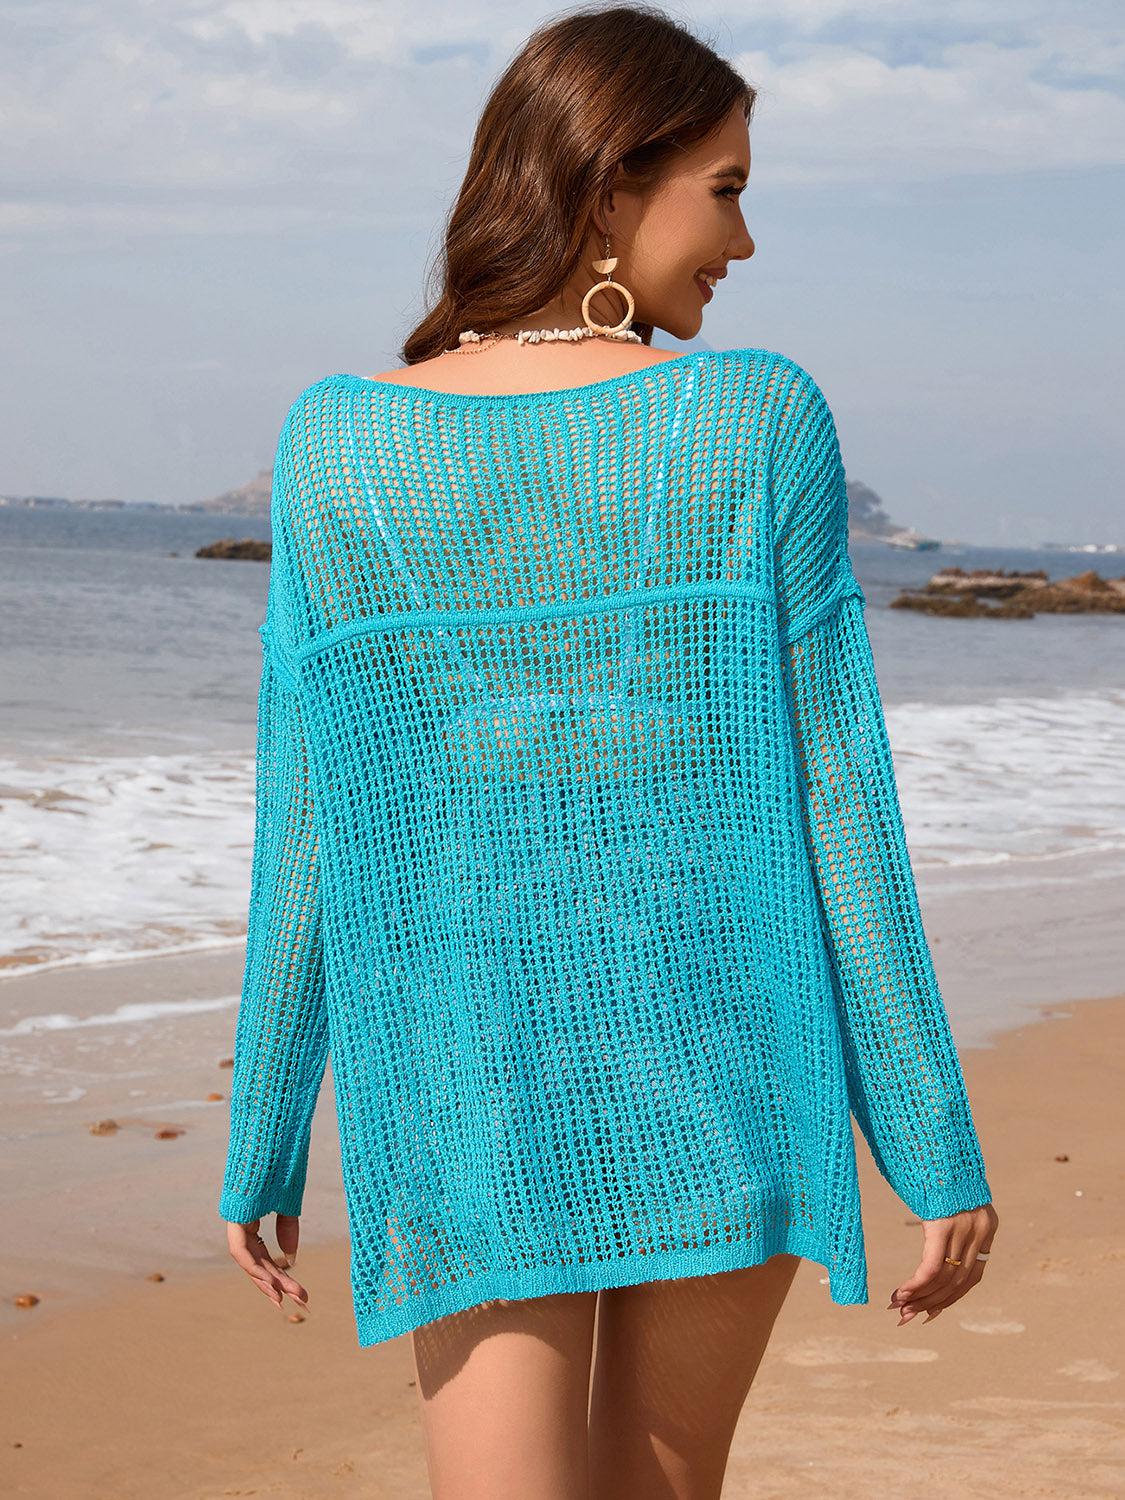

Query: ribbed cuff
[218,1183,305,1224]
[896,1175,993,1221]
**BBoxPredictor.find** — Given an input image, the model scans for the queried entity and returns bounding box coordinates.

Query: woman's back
[218,345,992,1350]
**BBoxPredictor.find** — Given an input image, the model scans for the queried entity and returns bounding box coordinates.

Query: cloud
[743,29,1125,181]
[2,0,1123,240]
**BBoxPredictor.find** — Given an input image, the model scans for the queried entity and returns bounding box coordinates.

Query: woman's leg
[411,1289,599,1500]
[587,1253,802,1500]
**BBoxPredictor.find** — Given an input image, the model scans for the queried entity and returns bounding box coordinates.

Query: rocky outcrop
[847,482,941,549]
[891,566,1125,618]
[183,469,272,516]
[195,537,271,562]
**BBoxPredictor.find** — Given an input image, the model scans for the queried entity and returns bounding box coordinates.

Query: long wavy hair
[401,3,757,363]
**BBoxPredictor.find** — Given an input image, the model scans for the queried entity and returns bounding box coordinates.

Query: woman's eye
[716,185,744,200]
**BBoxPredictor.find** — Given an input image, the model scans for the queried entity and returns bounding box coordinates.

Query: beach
[2,951,1122,1499]
[3,511,1122,1497]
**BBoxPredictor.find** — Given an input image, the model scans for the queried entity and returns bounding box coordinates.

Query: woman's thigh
[588,1253,802,1500]
[411,1289,599,1500]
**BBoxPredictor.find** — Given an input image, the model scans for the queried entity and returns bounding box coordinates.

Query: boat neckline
[327,347,740,407]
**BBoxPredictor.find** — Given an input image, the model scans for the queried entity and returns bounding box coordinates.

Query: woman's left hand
[888,1202,999,1325]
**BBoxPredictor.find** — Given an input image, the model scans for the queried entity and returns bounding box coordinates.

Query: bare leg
[587,1253,802,1500]
[411,1290,599,1500]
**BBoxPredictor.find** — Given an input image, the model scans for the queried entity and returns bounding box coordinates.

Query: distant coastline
[1,484,1121,556]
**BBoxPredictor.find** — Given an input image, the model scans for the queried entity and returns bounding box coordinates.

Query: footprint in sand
[781,1336,937,1366]
[804,1371,873,1389]
[1037,1255,1073,1286]
[1056,1358,1119,1383]
[958,1316,1026,1334]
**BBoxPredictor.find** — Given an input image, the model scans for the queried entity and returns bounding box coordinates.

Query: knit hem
[352,1229,868,1349]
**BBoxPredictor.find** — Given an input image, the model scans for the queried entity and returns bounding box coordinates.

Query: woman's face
[604,103,755,342]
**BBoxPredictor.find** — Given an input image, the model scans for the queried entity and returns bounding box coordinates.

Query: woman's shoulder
[678,347,837,426]
[727,346,833,400]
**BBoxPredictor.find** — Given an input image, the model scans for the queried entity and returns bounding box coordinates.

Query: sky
[3,0,1123,547]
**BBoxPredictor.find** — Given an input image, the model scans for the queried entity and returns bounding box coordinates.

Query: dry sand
[2,987,1123,1499]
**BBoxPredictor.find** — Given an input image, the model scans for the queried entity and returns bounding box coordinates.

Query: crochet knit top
[217,346,993,1349]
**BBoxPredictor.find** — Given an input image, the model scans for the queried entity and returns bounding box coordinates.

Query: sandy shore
[2,975,1122,1498]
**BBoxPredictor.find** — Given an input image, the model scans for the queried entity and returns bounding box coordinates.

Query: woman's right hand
[887,1202,999,1325]
[225,1213,311,1314]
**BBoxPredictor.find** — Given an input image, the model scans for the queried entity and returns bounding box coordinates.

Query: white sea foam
[887,689,1125,870]
[0,993,236,1038]
[0,747,255,978]
[0,686,1122,978]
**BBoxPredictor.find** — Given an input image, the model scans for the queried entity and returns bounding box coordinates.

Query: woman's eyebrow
[709,162,749,183]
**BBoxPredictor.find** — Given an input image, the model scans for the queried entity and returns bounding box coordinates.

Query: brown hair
[401,3,757,364]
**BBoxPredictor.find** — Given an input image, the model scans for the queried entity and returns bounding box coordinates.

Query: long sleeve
[769,360,992,1221]
[217,427,330,1224]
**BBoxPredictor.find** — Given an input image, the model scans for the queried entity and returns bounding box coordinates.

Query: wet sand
[2,970,1122,1498]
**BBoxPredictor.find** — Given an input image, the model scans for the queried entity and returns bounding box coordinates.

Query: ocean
[1,502,1122,1035]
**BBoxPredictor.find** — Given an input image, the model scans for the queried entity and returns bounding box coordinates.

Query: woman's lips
[695,274,714,303]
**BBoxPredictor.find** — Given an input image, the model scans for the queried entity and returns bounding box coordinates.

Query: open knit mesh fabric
[217,347,992,1348]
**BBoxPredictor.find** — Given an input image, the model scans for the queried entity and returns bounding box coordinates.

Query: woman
[219,6,999,1497]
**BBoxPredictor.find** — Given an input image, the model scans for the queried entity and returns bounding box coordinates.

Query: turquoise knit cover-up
[217,347,992,1349]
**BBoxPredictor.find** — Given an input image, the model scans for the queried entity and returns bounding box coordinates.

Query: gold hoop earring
[582,233,635,336]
